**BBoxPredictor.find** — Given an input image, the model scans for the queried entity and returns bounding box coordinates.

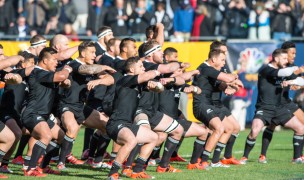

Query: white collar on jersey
[105,52,115,60]
[35,65,48,71]
[74,59,86,65]
[116,56,124,60]
[24,49,31,53]
[268,64,275,68]
[144,59,156,64]
[96,41,106,51]
[204,61,211,66]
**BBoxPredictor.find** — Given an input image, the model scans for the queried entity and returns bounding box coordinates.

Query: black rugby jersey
[0,69,28,116]
[88,53,118,105]
[59,60,95,105]
[22,66,57,116]
[110,75,142,123]
[113,56,126,75]
[256,64,286,107]
[97,52,116,68]
[136,61,160,116]
[159,82,186,119]
[94,42,106,56]
[193,62,221,105]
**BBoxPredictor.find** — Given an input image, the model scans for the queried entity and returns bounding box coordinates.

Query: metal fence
[1,34,304,42]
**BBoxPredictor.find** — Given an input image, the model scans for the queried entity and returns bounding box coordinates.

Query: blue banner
[227,41,278,73]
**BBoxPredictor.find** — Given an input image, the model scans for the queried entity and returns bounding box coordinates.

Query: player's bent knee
[295,125,304,135]
[44,132,53,142]
[250,128,261,139]
[150,132,158,142]
[127,139,137,150]
[157,133,167,144]
[233,123,241,133]
[214,125,225,135]
[170,125,184,139]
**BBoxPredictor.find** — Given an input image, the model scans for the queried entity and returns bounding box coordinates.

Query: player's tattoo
[78,64,103,75]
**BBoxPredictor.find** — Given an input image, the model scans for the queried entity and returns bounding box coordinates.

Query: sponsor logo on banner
[238,48,265,73]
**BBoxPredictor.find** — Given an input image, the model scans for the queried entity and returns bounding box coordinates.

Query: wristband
[289,80,295,85]
[193,86,198,93]
[49,114,55,121]
[64,68,72,73]
[178,62,183,68]
[156,82,163,90]
[172,77,176,83]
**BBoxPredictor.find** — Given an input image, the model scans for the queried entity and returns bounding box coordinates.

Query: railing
[1,34,303,42]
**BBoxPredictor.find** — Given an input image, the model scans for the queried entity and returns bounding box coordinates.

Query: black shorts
[106,120,139,141]
[21,114,55,133]
[254,105,276,126]
[47,114,56,130]
[51,104,60,119]
[178,118,192,133]
[281,102,299,114]
[149,111,165,129]
[194,104,231,126]
[87,100,104,113]
[59,104,94,124]
[0,121,5,132]
[272,103,298,126]
[0,110,22,128]
[136,108,155,119]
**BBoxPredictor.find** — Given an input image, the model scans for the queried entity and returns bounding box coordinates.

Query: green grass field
[4,128,304,180]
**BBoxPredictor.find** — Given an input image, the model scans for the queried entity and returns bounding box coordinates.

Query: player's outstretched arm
[159,76,185,86]
[0,55,24,70]
[53,65,72,82]
[57,45,79,61]
[158,62,190,74]
[87,74,114,90]
[217,72,238,83]
[78,64,116,75]
[283,77,304,87]
[184,85,201,95]
[137,70,160,84]
[147,80,164,93]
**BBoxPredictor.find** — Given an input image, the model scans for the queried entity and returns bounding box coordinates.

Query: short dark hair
[210,41,226,51]
[208,49,225,59]
[19,51,36,60]
[119,38,136,53]
[272,49,287,60]
[17,51,36,67]
[106,38,120,51]
[281,41,296,50]
[125,56,140,72]
[78,41,95,55]
[0,44,3,49]
[164,47,177,56]
[38,47,58,62]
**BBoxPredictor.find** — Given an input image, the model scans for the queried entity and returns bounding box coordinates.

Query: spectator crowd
[1,0,304,41]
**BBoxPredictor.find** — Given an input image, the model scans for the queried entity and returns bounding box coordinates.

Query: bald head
[50,34,69,52]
